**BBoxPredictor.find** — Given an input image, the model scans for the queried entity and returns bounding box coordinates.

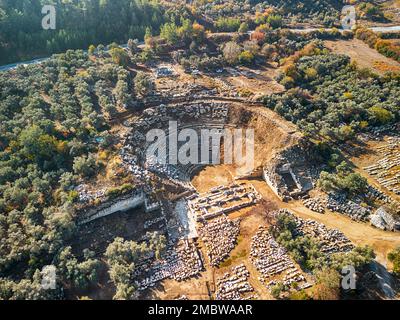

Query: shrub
[388,247,400,275]
[73,154,97,178]
[368,106,394,125]
[238,50,254,65]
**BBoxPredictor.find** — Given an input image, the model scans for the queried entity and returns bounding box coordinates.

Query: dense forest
[0,0,168,64]
[0,0,358,66]
[192,0,342,26]
[0,46,154,299]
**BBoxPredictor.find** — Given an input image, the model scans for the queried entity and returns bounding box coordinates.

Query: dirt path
[325,39,400,75]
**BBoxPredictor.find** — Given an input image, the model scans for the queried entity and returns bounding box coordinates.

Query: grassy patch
[218,249,248,268]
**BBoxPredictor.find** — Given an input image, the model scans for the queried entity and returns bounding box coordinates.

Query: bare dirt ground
[154,60,284,101]
[224,65,285,99]
[381,0,400,24]
[325,39,400,75]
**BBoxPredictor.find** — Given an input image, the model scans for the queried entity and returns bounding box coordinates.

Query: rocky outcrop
[370,207,400,231]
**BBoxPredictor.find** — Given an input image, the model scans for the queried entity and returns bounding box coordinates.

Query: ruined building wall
[79,191,146,225]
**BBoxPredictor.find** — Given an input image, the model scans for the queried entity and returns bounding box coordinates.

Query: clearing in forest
[325,39,400,75]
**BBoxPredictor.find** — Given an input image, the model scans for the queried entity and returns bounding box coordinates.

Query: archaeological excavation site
[1,0,400,303]
[71,92,400,300]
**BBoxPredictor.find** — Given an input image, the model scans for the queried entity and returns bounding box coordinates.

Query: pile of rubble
[155,65,176,78]
[302,197,326,213]
[199,216,241,267]
[363,136,400,196]
[365,185,394,204]
[75,184,106,203]
[120,145,152,183]
[250,226,310,290]
[188,183,261,221]
[326,193,371,221]
[135,240,204,291]
[144,216,165,229]
[303,189,398,227]
[275,209,354,255]
[215,264,256,300]
[212,77,238,97]
[368,123,399,138]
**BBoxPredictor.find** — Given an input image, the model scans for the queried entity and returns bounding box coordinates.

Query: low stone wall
[78,191,146,225]
[262,167,286,201]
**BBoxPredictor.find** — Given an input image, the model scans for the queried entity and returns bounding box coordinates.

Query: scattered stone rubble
[188,183,261,221]
[199,216,241,267]
[144,216,165,229]
[302,188,400,230]
[215,264,256,300]
[303,193,372,221]
[326,193,371,221]
[212,77,240,97]
[302,197,326,213]
[135,239,203,291]
[250,226,311,291]
[275,209,354,255]
[155,65,176,78]
[366,123,400,139]
[365,185,394,204]
[76,184,106,203]
[363,136,400,196]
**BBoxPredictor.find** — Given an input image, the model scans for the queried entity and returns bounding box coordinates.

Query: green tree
[223,41,242,65]
[160,22,179,45]
[342,173,368,195]
[313,267,341,300]
[56,247,100,290]
[239,50,255,65]
[239,22,249,33]
[388,247,400,275]
[271,282,284,299]
[73,154,97,178]
[88,45,96,56]
[368,106,394,125]
[134,71,154,96]
[19,125,58,163]
[105,237,152,300]
[110,48,131,67]
[267,15,283,29]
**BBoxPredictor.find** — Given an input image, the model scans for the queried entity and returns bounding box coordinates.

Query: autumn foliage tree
[313,268,341,300]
